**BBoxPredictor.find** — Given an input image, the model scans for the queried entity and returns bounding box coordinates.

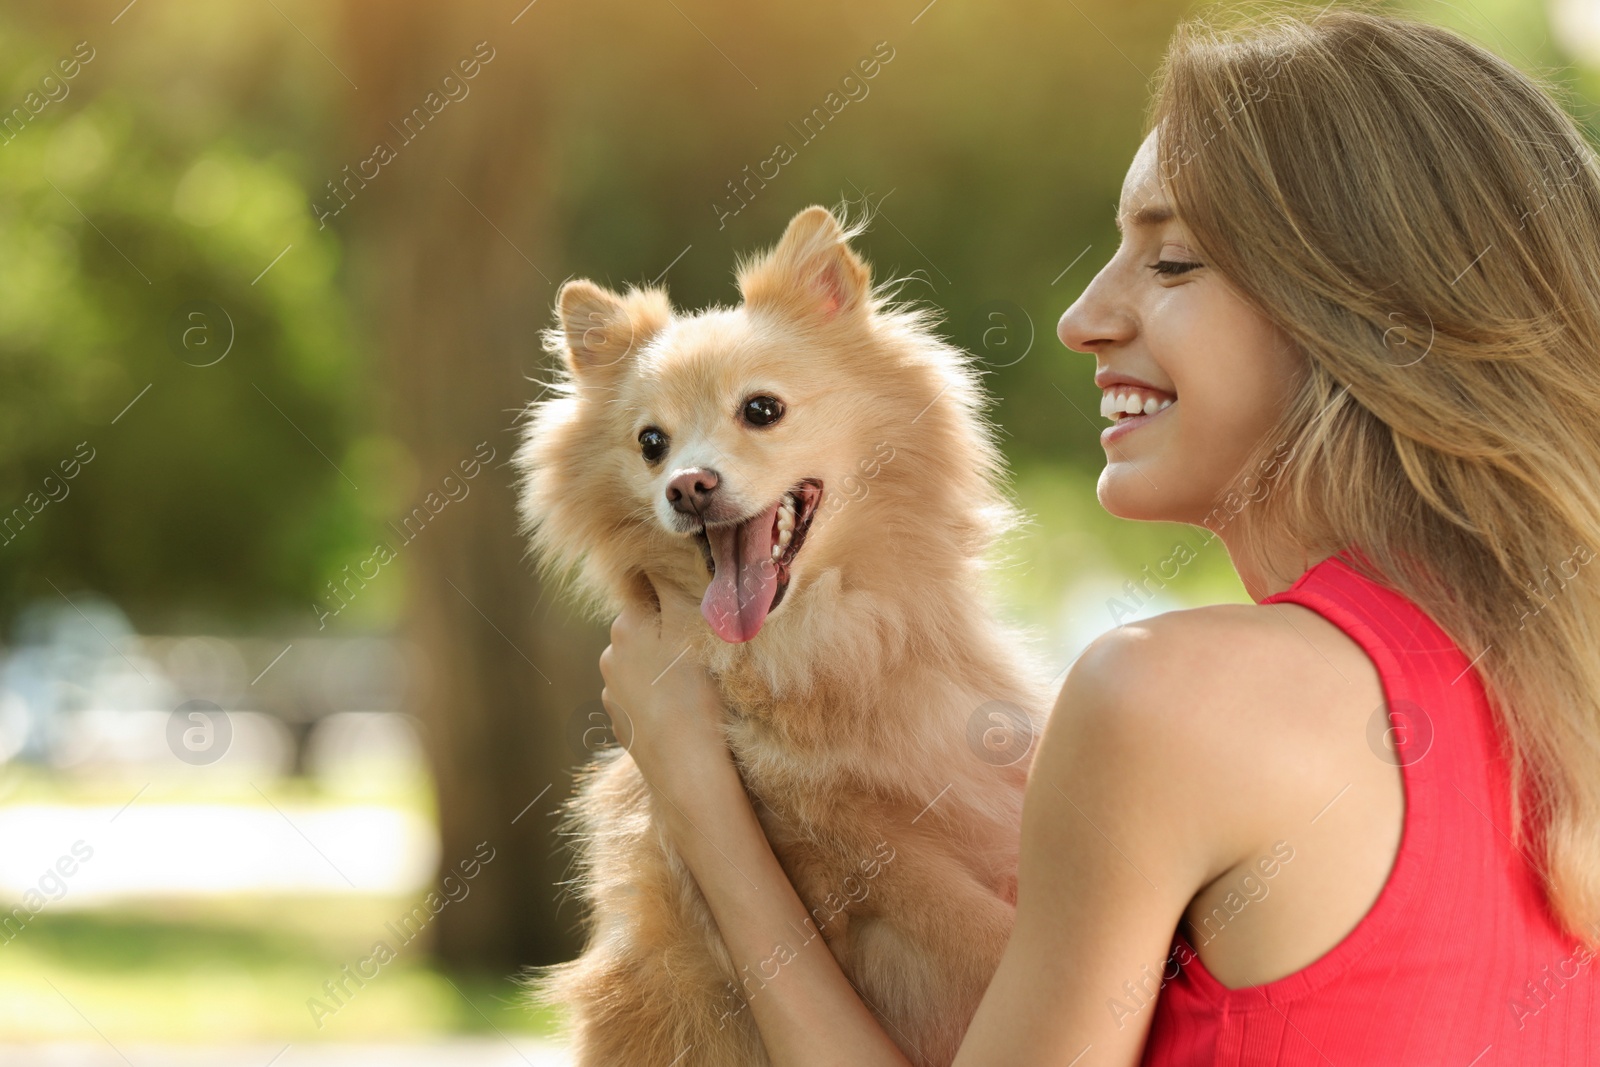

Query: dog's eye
[742,395,784,427]
[638,427,668,463]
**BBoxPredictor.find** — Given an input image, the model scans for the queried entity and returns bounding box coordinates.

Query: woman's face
[1058,129,1307,527]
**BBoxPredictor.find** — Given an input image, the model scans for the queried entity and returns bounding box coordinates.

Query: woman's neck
[1215,527,1331,602]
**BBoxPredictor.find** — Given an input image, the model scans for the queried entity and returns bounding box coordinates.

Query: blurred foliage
[0,3,380,636]
[0,0,1587,641]
[0,899,558,1040]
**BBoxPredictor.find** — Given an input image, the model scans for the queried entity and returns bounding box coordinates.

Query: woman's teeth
[1100,390,1175,420]
[772,492,797,562]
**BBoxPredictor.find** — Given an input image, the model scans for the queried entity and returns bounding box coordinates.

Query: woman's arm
[600,587,912,1067]
[602,590,1274,1065]
[654,741,914,1066]
[953,625,1226,1063]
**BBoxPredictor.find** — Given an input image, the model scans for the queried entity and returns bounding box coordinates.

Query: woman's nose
[1058,266,1131,355]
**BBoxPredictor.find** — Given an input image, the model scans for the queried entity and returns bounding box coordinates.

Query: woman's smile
[1100,392,1177,445]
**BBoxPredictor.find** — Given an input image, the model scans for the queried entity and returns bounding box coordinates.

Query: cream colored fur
[513,204,1054,1066]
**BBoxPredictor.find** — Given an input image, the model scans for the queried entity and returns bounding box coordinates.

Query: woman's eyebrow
[1115,203,1176,233]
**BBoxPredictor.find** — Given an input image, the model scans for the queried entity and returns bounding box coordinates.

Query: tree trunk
[340,0,590,971]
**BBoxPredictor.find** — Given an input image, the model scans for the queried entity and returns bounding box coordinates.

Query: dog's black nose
[666,467,720,516]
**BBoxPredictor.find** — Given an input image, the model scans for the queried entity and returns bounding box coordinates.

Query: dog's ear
[549,279,670,384]
[736,206,870,323]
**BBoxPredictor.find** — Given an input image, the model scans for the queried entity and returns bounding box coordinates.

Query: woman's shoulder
[1034,600,1385,878]
[1062,599,1373,726]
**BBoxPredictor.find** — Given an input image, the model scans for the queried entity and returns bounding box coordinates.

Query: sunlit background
[0,0,1587,1063]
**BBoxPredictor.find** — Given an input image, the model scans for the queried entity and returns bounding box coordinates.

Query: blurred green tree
[0,3,371,633]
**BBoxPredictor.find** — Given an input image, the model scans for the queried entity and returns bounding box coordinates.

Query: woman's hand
[598,576,916,1067]
[598,577,731,794]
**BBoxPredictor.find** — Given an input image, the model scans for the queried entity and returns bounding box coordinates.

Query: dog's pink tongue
[701,500,781,643]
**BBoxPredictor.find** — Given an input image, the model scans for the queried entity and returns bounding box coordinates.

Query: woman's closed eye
[1149,258,1203,277]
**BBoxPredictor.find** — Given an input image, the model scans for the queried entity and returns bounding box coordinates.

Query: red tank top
[1139,549,1600,1065]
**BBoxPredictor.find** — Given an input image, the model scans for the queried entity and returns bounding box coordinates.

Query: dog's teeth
[770,492,801,562]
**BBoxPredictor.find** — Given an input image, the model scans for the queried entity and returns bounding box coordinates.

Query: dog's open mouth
[694,478,823,643]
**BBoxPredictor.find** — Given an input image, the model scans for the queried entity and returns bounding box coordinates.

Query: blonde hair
[1148,4,1600,946]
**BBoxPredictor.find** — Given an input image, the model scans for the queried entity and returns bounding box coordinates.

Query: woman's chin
[1096,465,1180,523]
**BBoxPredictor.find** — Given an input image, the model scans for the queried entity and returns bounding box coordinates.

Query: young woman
[597,8,1600,1063]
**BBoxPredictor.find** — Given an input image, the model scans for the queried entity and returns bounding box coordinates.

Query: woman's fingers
[598,583,715,771]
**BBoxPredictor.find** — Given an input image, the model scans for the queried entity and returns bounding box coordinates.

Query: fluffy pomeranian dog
[514,204,1053,1066]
